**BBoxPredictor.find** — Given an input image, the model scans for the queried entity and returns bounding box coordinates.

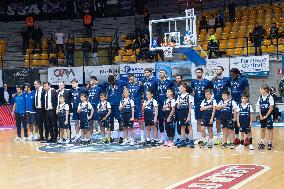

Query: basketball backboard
[149,9,198,54]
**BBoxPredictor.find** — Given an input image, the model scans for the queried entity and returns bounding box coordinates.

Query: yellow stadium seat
[278,45,284,52]
[130,55,137,63]
[41,53,48,60]
[267,45,275,53]
[227,49,234,56]
[125,40,134,46]
[114,56,122,63]
[122,55,130,62]
[126,49,133,56]
[41,60,49,66]
[234,48,242,55]
[121,35,127,41]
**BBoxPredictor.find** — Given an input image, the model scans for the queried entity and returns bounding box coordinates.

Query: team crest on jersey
[38,142,160,153]
[166,164,270,189]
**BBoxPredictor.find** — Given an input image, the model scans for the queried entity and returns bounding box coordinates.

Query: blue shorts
[26,112,36,125]
[260,114,273,129]
[194,102,203,120]
[122,112,133,128]
[80,121,90,129]
[58,117,68,129]
[99,118,110,128]
[72,107,79,120]
[134,105,142,119]
[240,125,251,133]
[201,119,213,127]
[91,104,100,121]
[144,112,154,127]
[176,109,191,127]
[215,110,220,119]
[110,105,121,122]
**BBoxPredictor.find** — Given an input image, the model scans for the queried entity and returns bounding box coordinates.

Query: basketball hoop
[162,47,173,58]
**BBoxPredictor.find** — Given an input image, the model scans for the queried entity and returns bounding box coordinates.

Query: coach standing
[44,82,58,143]
[34,80,46,141]
[229,68,249,145]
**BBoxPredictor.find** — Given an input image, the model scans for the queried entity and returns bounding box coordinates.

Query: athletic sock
[217,132,221,139]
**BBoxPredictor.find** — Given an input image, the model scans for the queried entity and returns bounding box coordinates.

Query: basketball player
[212,66,230,145]
[191,68,213,144]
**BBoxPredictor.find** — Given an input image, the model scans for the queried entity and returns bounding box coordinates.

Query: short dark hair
[146,90,154,95]
[71,79,78,83]
[24,83,31,89]
[195,68,204,72]
[34,80,41,85]
[175,75,183,80]
[100,92,107,98]
[222,90,230,96]
[16,85,23,89]
[260,84,270,93]
[230,68,241,75]
[43,82,51,86]
[108,75,115,83]
[144,68,152,73]
[241,93,249,98]
[59,95,65,99]
[159,69,166,73]
[80,93,88,98]
[205,89,213,94]
[180,83,188,89]
[90,76,97,80]
[217,66,224,71]
[128,74,135,78]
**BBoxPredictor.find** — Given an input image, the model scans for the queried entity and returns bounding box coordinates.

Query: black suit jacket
[44,89,57,110]
[60,89,72,106]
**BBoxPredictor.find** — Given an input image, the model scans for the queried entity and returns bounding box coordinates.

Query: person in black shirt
[199,16,208,32]
[65,38,75,67]
[32,25,43,52]
[270,23,279,45]
[82,40,92,66]
[270,87,280,122]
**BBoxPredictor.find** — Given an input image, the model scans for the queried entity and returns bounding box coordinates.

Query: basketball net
[161,42,175,58]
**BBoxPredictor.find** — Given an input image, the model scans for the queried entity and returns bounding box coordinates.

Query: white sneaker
[28,135,34,141]
[65,139,70,144]
[22,137,28,142]
[130,139,135,146]
[236,145,244,150]
[14,137,21,142]
[58,139,64,144]
[139,138,145,144]
[249,144,254,150]
[121,139,127,146]
[158,139,164,144]
[33,134,39,141]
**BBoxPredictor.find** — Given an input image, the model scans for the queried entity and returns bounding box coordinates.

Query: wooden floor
[0,128,283,189]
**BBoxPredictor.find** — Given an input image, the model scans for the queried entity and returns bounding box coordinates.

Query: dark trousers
[36,108,46,139]
[66,53,74,66]
[15,113,27,138]
[45,109,58,141]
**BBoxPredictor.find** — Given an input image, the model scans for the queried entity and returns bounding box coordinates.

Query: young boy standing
[97,93,111,144]
[78,93,94,143]
[119,88,135,146]
[142,90,158,146]
[56,95,70,144]
[236,94,254,150]
[200,89,216,148]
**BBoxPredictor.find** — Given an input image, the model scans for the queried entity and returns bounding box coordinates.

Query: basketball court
[0,126,283,189]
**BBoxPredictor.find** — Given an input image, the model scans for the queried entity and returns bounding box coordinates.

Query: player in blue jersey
[106,75,126,143]
[229,68,249,145]
[70,79,85,141]
[200,89,217,148]
[257,84,274,150]
[212,66,230,145]
[12,85,27,142]
[87,76,104,137]
[24,83,37,141]
[56,95,70,144]
[157,70,174,144]
[127,74,144,142]
[142,68,159,100]
[235,94,254,151]
[191,68,213,144]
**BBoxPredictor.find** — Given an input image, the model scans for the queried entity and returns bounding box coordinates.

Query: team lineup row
[12,66,274,150]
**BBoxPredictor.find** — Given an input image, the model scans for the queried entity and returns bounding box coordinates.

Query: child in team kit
[235,94,254,150]
[119,88,135,146]
[258,84,274,150]
[162,88,176,147]
[56,95,70,144]
[142,90,159,146]
[200,89,216,148]
[175,83,194,148]
[97,93,112,144]
[77,93,94,143]
[216,91,238,149]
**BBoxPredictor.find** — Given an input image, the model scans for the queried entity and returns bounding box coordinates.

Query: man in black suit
[34,80,47,141]
[43,82,58,143]
[0,84,12,105]
[57,81,72,137]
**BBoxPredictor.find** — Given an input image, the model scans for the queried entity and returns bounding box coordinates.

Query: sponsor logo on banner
[205,58,230,79]
[120,63,156,81]
[166,164,270,189]
[231,55,269,77]
[84,65,119,82]
[0,70,2,87]
[48,67,83,85]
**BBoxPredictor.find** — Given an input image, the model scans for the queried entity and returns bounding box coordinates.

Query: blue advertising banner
[230,55,269,77]
[119,63,156,82]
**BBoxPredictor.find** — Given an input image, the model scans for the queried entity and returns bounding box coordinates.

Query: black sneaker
[198,140,203,145]
[109,137,114,143]
[189,140,195,148]
[104,140,109,144]
[267,143,273,150]
[185,138,190,145]
[258,142,265,150]
[143,140,151,146]
[151,140,157,146]
[222,143,227,149]
[119,137,124,144]
[177,140,186,148]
